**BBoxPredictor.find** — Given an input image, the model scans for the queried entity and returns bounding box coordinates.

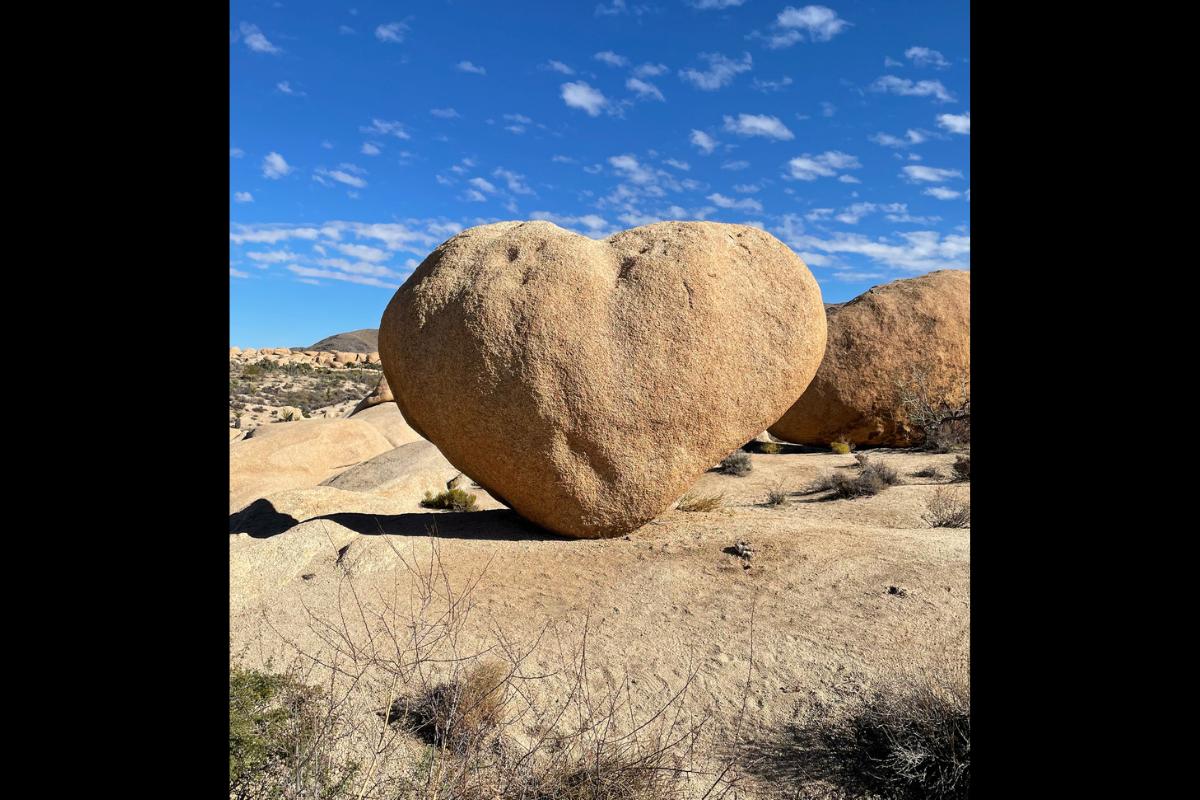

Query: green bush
[759,441,782,455]
[719,451,752,476]
[421,488,478,512]
[830,442,851,455]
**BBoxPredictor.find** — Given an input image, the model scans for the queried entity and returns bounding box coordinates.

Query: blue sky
[230,1,970,348]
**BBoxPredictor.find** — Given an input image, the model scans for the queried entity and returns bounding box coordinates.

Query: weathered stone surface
[350,375,395,416]
[350,402,423,447]
[229,347,241,357]
[769,270,970,447]
[379,220,826,538]
[366,352,381,364]
[230,419,393,513]
[320,440,460,504]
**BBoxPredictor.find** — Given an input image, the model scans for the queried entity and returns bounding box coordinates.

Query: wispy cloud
[234,191,253,203]
[901,165,963,183]
[869,129,927,147]
[375,22,409,43]
[783,151,862,180]
[230,147,245,158]
[749,5,851,49]
[722,160,750,170]
[679,52,753,90]
[456,61,486,74]
[594,51,630,67]
[690,130,720,154]
[924,187,962,200]
[722,113,794,140]
[905,46,951,68]
[561,81,617,116]
[870,75,956,102]
[238,22,282,55]
[937,111,970,134]
[360,142,381,155]
[543,60,575,74]
[708,193,763,212]
[663,159,690,171]
[262,152,295,179]
[632,62,669,78]
[360,119,411,139]
[626,78,665,101]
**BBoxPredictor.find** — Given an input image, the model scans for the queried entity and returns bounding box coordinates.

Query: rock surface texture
[769,269,970,447]
[379,220,826,538]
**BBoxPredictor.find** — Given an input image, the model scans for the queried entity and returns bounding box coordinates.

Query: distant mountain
[306,328,379,353]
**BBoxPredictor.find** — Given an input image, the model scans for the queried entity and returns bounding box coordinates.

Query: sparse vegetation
[911,466,942,479]
[951,454,970,482]
[830,441,850,455]
[677,490,725,512]
[719,451,752,476]
[861,458,900,487]
[399,660,508,752]
[895,362,970,452]
[421,488,478,512]
[765,482,790,506]
[758,441,782,455]
[923,486,971,528]
[810,469,887,499]
[854,453,868,467]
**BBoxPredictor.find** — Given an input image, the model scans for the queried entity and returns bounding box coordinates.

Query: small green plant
[242,363,263,378]
[923,486,971,528]
[830,441,851,455]
[421,488,478,512]
[759,440,783,455]
[951,453,970,482]
[281,410,296,422]
[677,490,725,512]
[719,450,753,476]
[765,481,790,506]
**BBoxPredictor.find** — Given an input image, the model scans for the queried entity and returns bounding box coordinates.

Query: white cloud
[832,272,886,281]
[722,160,750,170]
[901,165,963,183]
[595,0,650,16]
[456,61,486,74]
[708,193,763,212]
[804,209,832,221]
[335,243,390,261]
[543,60,575,74]
[503,113,532,124]
[626,78,665,101]
[594,51,630,67]
[722,113,794,140]
[230,267,251,278]
[261,152,294,179]
[286,264,400,289]
[869,129,927,148]
[632,62,669,78]
[493,167,535,194]
[687,0,748,7]
[360,142,381,155]
[529,211,619,238]
[469,177,498,194]
[834,202,877,224]
[230,147,245,158]
[732,184,759,193]
[965,188,970,201]
[276,81,305,96]
[690,130,719,154]
[314,169,368,188]
[339,26,355,35]
[752,76,793,92]
[321,141,333,149]
[784,151,862,180]
[552,155,576,163]
[561,81,611,116]
[884,56,904,67]
[375,22,409,43]
[772,217,970,272]
[924,187,962,200]
[905,46,951,68]
[679,52,753,90]
[247,250,298,264]
[583,164,603,174]
[870,75,956,102]
[238,22,282,55]
[664,159,690,170]
[880,203,941,224]
[821,101,836,117]
[436,174,455,185]
[937,111,970,134]
[463,190,488,202]
[609,154,659,185]
[360,119,410,139]
[751,5,851,49]
[837,175,861,184]
[431,108,461,118]
[234,191,253,203]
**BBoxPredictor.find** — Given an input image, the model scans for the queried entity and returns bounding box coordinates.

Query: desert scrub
[677,490,725,512]
[923,486,970,528]
[421,488,478,512]
[860,458,901,486]
[393,660,508,752]
[830,441,851,455]
[810,470,887,499]
[951,453,970,482]
[759,440,783,455]
[765,482,790,506]
[719,450,752,476]
[229,662,359,799]
[911,466,943,479]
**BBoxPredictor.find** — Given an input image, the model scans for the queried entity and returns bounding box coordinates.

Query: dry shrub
[910,466,942,479]
[421,487,478,512]
[719,451,752,477]
[853,453,869,467]
[829,442,851,455]
[401,661,508,752]
[765,482,790,506]
[809,470,886,500]
[951,454,970,482]
[677,491,726,512]
[758,441,782,455]
[923,486,970,528]
[861,459,901,487]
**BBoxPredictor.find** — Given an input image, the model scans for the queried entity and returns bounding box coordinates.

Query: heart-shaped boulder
[379,220,826,538]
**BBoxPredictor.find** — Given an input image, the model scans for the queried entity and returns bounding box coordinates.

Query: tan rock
[229,419,393,513]
[277,405,303,421]
[379,220,826,538]
[350,375,395,416]
[229,347,242,357]
[242,348,258,358]
[229,486,413,536]
[366,352,381,364]
[349,402,423,447]
[333,351,355,364]
[303,351,318,357]
[320,440,461,505]
[230,428,245,443]
[769,270,970,447]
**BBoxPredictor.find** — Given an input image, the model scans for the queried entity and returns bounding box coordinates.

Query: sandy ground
[230,446,969,797]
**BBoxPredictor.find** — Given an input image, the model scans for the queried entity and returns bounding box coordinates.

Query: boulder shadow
[316,509,572,542]
[229,499,300,538]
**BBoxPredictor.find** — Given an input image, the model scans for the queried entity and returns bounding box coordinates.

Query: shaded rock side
[769,269,970,447]
[379,220,826,538]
